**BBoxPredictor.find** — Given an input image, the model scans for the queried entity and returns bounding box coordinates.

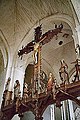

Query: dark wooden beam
[18,25,63,57]
[1,80,80,120]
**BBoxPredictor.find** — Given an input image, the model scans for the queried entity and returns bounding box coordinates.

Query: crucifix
[18,24,63,94]
[18,24,63,96]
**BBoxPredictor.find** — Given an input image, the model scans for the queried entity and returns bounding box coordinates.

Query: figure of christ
[34,43,39,64]
[33,43,42,95]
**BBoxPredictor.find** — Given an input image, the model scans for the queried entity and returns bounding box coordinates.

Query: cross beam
[1,81,80,120]
[18,24,63,57]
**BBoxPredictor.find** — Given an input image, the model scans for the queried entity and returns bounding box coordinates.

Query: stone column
[68,100,75,120]
[75,26,80,59]
[71,0,80,23]
[4,54,14,91]
[76,25,80,46]
[72,30,80,59]
[61,101,66,120]
[72,32,79,48]
[50,104,55,120]
[2,56,13,107]
[61,100,71,120]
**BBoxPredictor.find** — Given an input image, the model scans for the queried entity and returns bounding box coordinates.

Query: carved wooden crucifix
[18,24,63,95]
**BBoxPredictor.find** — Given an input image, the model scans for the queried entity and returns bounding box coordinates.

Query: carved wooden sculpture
[71,59,80,82]
[59,60,69,84]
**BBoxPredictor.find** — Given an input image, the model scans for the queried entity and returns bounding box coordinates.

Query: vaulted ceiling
[0,0,77,84]
[0,0,75,46]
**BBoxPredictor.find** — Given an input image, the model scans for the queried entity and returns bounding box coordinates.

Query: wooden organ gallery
[0,24,80,120]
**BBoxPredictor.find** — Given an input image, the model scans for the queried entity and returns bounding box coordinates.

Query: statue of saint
[71,59,80,82]
[14,80,21,100]
[75,44,80,58]
[47,72,54,91]
[59,60,69,84]
[14,80,21,112]
[23,82,29,102]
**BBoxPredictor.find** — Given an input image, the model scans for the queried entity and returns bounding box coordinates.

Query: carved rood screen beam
[1,24,80,120]
[1,81,80,120]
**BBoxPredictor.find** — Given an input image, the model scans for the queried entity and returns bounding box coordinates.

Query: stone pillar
[75,25,80,59]
[50,104,55,120]
[61,101,66,120]
[76,25,80,46]
[2,56,13,107]
[72,29,80,59]
[71,0,80,23]
[72,32,79,48]
[68,100,75,120]
[61,101,71,120]
[4,54,14,91]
